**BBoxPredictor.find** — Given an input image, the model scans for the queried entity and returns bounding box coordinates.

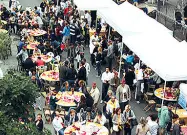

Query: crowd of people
[0,0,186,135]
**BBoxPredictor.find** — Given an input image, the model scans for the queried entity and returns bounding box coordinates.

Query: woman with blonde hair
[136,117,149,135]
[96,47,102,77]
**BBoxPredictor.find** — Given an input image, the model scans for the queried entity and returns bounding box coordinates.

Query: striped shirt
[70,24,76,35]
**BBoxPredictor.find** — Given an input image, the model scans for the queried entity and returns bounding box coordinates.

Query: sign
[178,90,187,109]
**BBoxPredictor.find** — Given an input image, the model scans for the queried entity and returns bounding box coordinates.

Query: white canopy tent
[123,32,187,81]
[123,32,187,106]
[98,1,173,36]
[73,0,115,10]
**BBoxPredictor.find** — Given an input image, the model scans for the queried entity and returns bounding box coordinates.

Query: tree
[0,70,52,134]
[0,70,39,118]
[0,112,51,135]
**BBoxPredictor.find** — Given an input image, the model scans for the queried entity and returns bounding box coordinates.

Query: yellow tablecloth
[154,87,177,101]
[27,41,40,50]
[64,122,109,135]
[172,109,187,124]
[89,28,106,37]
[40,70,59,81]
[56,91,84,107]
[32,54,52,63]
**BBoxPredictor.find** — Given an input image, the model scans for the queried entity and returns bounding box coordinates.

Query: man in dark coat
[77,61,86,82]
[59,61,69,87]
[23,55,36,70]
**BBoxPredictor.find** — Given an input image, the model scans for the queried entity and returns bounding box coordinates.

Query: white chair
[55,55,61,62]
[47,52,54,58]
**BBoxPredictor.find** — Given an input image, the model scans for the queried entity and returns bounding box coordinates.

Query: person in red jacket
[36,57,45,67]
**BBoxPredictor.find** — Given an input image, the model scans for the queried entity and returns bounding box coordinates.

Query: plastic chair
[47,52,54,58]
[55,55,61,62]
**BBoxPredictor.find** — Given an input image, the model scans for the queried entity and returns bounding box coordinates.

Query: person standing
[112,108,125,135]
[135,65,146,104]
[59,61,69,87]
[90,82,100,107]
[83,58,90,83]
[96,47,102,77]
[158,103,172,135]
[110,72,120,94]
[60,21,70,44]
[116,79,131,111]
[84,11,91,27]
[106,40,114,71]
[101,67,112,103]
[77,61,87,82]
[70,19,77,44]
[66,64,77,86]
[136,117,149,135]
[123,105,136,135]
[125,66,135,91]
[35,114,44,132]
[147,114,159,135]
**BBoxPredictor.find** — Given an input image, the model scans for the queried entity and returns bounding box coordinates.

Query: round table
[28,29,47,37]
[56,91,84,107]
[27,41,40,50]
[154,87,177,101]
[64,122,109,135]
[89,28,106,37]
[40,70,59,81]
[32,54,52,63]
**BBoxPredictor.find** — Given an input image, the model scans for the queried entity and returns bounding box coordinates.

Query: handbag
[113,124,119,132]
[131,118,138,127]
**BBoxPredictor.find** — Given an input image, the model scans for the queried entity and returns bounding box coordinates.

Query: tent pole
[95,12,97,29]
[108,26,111,41]
[118,40,123,78]
[138,59,141,70]
[161,80,167,107]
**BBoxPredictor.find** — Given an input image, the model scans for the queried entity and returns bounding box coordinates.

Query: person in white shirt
[84,11,91,27]
[58,17,64,27]
[135,65,146,104]
[101,67,113,102]
[35,13,43,29]
[94,111,106,126]
[60,1,66,9]
[83,58,90,83]
[33,47,41,54]
[147,114,159,135]
[90,82,100,107]
[90,33,99,47]
[52,110,65,135]
[16,46,28,62]
[116,79,131,111]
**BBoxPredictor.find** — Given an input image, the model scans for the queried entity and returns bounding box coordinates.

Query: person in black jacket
[96,47,102,77]
[59,61,69,87]
[82,86,94,108]
[125,66,135,91]
[77,61,86,82]
[67,64,77,86]
[23,55,36,70]
[75,95,87,113]
[35,114,44,132]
